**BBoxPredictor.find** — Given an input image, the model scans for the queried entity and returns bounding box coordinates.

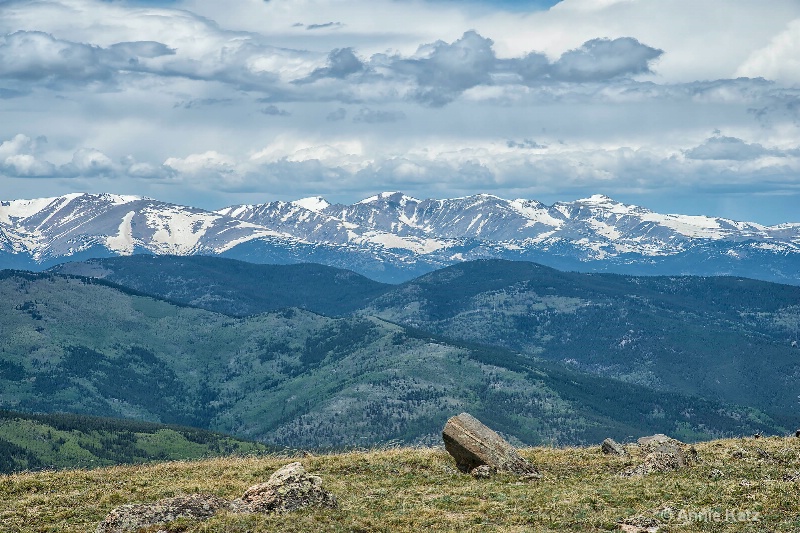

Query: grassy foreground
[2,437,799,532]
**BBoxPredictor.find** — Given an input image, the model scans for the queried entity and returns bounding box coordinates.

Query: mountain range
[51,255,800,421]
[3,192,800,283]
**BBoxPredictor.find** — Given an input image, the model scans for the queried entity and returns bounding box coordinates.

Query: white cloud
[0,134,55,177]
[3,153,55,176]
[684,136,770,161]
[737,18,800,85]
[0,134,35,159]
[164,151,237,176]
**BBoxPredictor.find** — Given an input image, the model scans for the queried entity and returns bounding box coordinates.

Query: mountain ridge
[2,191,799,283]
[41,255,800,432]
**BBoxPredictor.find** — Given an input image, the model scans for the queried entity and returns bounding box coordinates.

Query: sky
[1,0,800,224]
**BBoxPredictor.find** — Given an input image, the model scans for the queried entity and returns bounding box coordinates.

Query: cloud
[299,47,365,83]
[60,148,115,177]
[353,107,406,123]
[107,41,175,62]
[123,160,175,180]
[389,30,496,106]
[0,18,664,107]
[684,136,788,161]
[736,18,800,84]
[748,94,800,127]
[2,153,56,177]
[174,98,233,109]
[261,105,290,116]
[0,31,175,87]
[549,38,663,82]
[163,151,237,180]
[367,32,664,105]
[0,31,113,83]
[0,134,55,177]
[326,108,347,121]
[306,22,345,30]
[2,0,800,224]
[507,139,546,149]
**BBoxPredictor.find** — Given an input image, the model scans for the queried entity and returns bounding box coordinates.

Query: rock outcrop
[97,462,336,532]
[442,412,540,478]
[231,462,337,513]
[619,434,697,477]
[96,493,229,533]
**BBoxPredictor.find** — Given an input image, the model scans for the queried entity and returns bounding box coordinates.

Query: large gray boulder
[442,412,540,477]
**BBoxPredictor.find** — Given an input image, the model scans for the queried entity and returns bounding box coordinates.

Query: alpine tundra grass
[2,436,800,532]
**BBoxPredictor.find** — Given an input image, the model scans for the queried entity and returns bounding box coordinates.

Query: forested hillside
[48,257,800,425]
[0,270,785,448]
[0,410,271,473]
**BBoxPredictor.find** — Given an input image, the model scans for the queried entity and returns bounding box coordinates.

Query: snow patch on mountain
[586,218,622,240]
[144,208,220,254]
[106,211,136,255]
[641,213,724,239]
[361,232,446,254]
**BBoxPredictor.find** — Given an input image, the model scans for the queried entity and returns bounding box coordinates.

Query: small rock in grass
[470,464,497,479]
[618,515,660,532]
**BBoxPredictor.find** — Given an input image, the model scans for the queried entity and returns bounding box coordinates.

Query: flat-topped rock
[96,493,228,533]
[637,434,674,447]
[442,412,540,477]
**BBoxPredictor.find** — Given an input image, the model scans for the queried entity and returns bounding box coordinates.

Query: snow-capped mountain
[2,191,799,283]
[0,193,291,261]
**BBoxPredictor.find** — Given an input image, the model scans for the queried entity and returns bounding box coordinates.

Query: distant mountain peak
[292,196,330,212]
[356,192,420,205]
[578,194,616,203]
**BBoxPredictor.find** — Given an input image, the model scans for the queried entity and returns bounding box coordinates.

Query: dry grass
[2,437,800,532]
